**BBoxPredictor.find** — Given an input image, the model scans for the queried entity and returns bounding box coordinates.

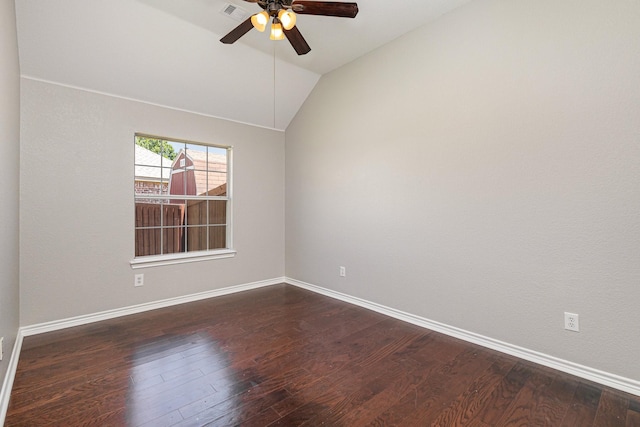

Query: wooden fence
[184,183,228,252]
[186,199,227,252]
[135,203,184,257]
[135,198,227,256]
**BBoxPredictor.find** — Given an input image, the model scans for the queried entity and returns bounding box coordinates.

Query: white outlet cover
[564,312,579,332]
[135,273,144,287]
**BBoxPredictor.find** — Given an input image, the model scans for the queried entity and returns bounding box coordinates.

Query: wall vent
[220,3,249,22]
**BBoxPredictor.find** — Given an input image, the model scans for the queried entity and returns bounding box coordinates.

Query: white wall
[0,0,21,387]
[286,0,640,381]
[20,79,285,325]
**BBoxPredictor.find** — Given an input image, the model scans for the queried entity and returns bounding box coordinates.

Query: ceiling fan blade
[284,26,311,55]
[291,1,358,18]
[220,17,254,44]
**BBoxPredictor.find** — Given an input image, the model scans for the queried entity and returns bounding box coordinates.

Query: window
[131,135,234,267]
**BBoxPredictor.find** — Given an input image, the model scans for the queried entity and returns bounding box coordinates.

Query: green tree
[135,136,177,160]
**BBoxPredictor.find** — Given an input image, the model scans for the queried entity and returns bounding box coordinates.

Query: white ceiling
[15,0,472,130]
[136,0,473,75]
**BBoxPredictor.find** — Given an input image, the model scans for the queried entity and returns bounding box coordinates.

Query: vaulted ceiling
[15,0,472,130]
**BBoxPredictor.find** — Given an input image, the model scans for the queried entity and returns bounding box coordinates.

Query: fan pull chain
[273,43,276,129]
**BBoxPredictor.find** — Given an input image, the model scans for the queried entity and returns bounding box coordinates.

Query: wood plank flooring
[6,284,640,426]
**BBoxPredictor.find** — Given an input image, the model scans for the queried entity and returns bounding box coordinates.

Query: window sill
[130,249,236,269]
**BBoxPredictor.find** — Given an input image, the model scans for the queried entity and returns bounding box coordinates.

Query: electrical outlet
[134,273,144,287]
[564,312,579,332]
[339,266,346,277]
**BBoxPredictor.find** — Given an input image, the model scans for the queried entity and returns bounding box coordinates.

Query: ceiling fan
[220,0,359,55]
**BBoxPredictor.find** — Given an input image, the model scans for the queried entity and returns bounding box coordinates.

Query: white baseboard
[286,277,640,397]
[0,333,24,426]
[21,277,284,336]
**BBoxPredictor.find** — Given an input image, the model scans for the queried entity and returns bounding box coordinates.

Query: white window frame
[130,134,235,269]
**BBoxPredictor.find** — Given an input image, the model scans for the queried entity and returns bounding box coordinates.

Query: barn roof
[171,149,227,196]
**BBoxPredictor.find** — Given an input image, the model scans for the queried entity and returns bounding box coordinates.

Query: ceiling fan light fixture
[250,11,269,32]
[277,9,297,30]
[220,0,358,55]
[270,20,285,40]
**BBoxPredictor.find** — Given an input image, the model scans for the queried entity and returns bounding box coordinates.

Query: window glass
[134,135,231,258]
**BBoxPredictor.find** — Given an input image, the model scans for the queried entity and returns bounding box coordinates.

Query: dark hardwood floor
[6,284,640,426]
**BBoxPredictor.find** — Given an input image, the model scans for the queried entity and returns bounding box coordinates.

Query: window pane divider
[137,195,228,201]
